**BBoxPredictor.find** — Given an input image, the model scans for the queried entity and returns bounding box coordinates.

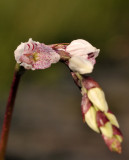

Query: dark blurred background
[0,0,129,159]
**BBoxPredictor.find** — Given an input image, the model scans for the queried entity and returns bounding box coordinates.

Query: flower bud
[84,106,100,133]
[102,133,122,153]
[112,126,123,142]
[88,87,108,112]
[105,112,119,128]
[100,122,113,138]
[69,56,94,74]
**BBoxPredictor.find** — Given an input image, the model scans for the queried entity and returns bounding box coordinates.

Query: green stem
[75,72,88,94]
[75,72,83,81]
[0,64,25,160]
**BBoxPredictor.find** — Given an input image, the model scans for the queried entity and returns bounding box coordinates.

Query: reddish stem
[0,64,25,160]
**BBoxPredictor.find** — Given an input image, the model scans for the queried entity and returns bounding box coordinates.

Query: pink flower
[66,39,100,74]
[14,38,60,70]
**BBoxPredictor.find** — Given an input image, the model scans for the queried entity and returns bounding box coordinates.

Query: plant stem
[0,64,25,160]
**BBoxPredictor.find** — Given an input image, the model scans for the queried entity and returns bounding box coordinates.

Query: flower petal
[66,39,100,58]
[69,56,93,74]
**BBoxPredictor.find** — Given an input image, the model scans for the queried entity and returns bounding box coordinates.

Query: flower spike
[71,72,123,153]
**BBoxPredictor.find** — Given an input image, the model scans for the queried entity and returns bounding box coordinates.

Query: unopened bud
[102,122,123,153]
[85,106,100,133]
[115,135,123,143]
[105,112,119,128]
[100,122,113,138]
[88,87,108,112]
[112,126,123,142]
[102,135,122,153]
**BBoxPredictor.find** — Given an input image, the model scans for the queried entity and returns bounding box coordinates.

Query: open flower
[66,39,100,74]
[14,38,60,70]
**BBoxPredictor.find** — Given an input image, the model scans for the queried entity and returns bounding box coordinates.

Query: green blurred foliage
[0,0,129,94]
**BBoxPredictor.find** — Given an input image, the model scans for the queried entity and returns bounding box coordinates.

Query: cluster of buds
[71,73,123,153]
[14,38,123,153]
